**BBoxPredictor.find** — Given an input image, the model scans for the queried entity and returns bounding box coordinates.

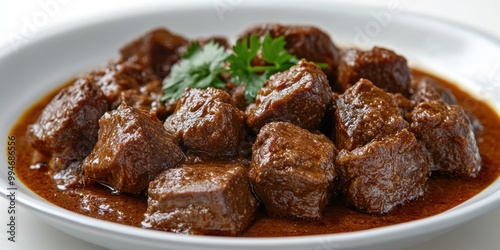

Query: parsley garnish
[227,34,299,102]
[162,34,323,103]
[161,41,228,101]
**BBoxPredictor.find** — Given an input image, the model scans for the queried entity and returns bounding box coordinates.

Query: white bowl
[1,1,500,250]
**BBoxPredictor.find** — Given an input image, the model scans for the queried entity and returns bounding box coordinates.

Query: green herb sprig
[161,41,228,101]
[162,34,323,103]
[227,34,300,102]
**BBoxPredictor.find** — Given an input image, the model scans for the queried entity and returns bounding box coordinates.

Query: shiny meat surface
[120,80,168,120]
[408,100,482,177]
[164,88,246,157]
[227,83,248,111]
[246,59,333,132]
[337,47,412,95]
[28,79,108,172]
[82,103,185,194]
[120,28,188,79]
[335,79,408,151]
[84,62,167,117]
[391,92,414,115]
[249,122,337,219]
[409,77,483,132]
[336,129,431,214]
[409,77,458,105]
[143,164,258,235]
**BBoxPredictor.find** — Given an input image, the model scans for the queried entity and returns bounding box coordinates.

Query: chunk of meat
[225,83,247,111]
[120,28,188,78]
[408,100,481,177]
[142,164,257,236]
[241,24,340,87]
[164,88,246,157]
[249,122,337,220]
[409,77,458,105]
[336,129,431,214]
[84,62,161,110]
[409,77,483,132]
[391,92,414,115]
[246,59,333,132]
[335,79,408,151]
[337,47,412,95]
[82,103,185,194]
[120,81,168,120]
[28,79,108,172]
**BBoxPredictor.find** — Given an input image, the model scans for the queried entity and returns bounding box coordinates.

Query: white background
[1,0,500,249]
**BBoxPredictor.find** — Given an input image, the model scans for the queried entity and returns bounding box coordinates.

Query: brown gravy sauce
[11,69,500,237]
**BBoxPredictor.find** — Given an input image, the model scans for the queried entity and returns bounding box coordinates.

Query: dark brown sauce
[11,69,500,237]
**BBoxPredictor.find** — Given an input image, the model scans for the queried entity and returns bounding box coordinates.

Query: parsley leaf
[243,73,267,102]
[261,34,298,73]
[226,34,261,87]
[227,33,299,103]
[161,41,228,101]
[161,33,325,103]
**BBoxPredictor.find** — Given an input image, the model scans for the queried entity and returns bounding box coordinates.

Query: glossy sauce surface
[12,70,500,237]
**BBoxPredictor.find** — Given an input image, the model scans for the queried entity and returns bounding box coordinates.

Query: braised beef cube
[408,100,481,177]
[142,164,257,235]
[84,61,171,120]
[336,129,431,214]
[410,77,483,132]
[84,62,160,109]
[120,81,168,120]
[120,28,188,78]
[391,93,414,115]
[337,47,412,95]
[246,60,333,132]
[409,77,458,105]
[249,122,337,220]
[28,79,108,171]
[164,87,246,157]
[466,110,484,133]
[226,83,247,111]
[241,24,340,87]
[82,103,185,194]
[335,79,408,151]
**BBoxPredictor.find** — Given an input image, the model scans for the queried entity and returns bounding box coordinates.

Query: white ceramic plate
[1,2,500,250]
